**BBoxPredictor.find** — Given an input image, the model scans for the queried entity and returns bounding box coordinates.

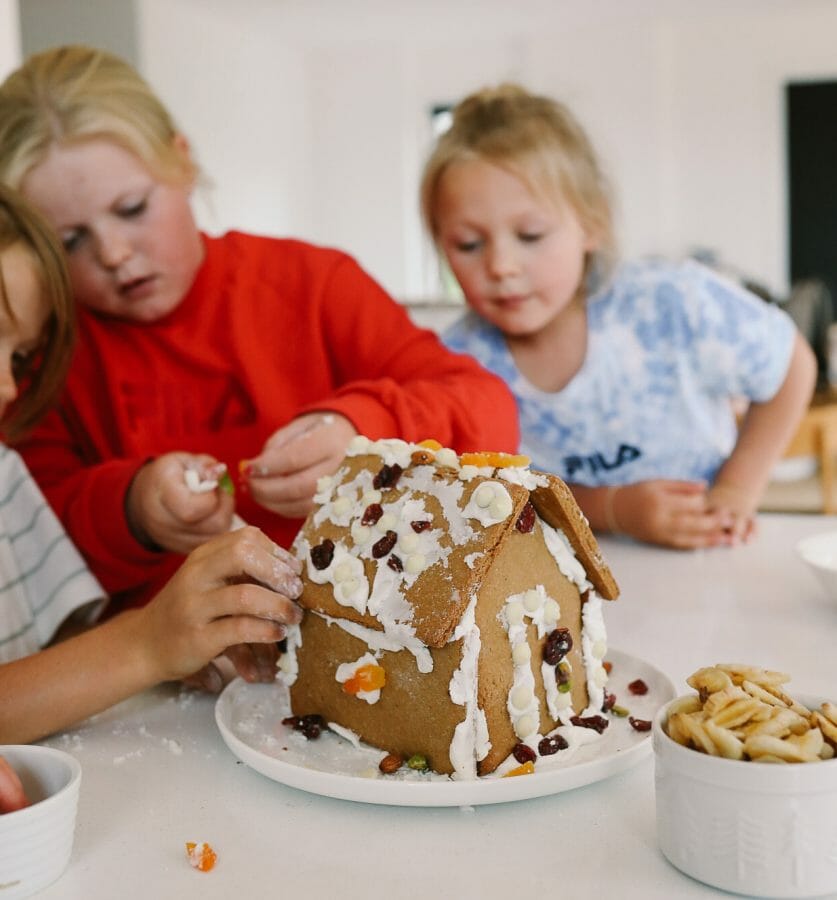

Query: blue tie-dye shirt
[443,259,795,485]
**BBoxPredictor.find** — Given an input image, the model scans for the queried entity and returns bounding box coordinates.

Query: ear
[172,133,196,185]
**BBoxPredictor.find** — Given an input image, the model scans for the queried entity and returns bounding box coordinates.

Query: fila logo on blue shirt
[563,444,641,479]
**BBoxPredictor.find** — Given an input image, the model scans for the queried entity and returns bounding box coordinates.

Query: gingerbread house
[279,437,619,778]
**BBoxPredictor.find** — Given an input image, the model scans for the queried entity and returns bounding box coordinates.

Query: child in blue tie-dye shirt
[422,84,816,550]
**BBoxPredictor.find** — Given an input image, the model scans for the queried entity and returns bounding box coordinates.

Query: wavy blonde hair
[0,183,74,441]
[0,44,195,189]
[421,83,617,289]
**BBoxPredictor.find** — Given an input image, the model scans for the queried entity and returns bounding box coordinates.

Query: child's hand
[609,479,738,550]
[242,412,358,519]
[705,481,758,546]
[0,756,27,813]
[134,526,303,685]
[126,453,236,554]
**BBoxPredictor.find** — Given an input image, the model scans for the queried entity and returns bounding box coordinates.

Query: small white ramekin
[653,696,837,898]
[0,745,82,899]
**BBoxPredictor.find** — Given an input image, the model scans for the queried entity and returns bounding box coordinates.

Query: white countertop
[34,514,837,899]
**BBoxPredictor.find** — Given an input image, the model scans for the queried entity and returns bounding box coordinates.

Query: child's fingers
[222,642,279,683]
[0,757,28,814]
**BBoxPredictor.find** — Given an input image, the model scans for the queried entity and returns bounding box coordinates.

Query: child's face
[433,158,596,338]
[0,243,49,420]
[19,138,204,323]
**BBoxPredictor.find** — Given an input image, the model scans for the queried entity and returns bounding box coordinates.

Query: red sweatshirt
[18,232,518,610]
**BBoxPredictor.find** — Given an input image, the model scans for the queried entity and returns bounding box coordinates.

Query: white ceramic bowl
[797,530,837,603]
[653,695,837,898]
[0,745,82,899]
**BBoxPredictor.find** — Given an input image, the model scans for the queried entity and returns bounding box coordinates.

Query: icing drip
[276,623,302,686]
[581,591,608,715]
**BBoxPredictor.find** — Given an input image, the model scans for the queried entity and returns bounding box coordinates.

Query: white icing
[463,480,514,526]
[581,591,608,715]
[540,520,590,589]
[327,722,363,748]
[448,597,490,780]
[275,623,302,686]
[463,552,484,569]
[316,610,433,673]
[497,467,549,490]
[303,539,369,615]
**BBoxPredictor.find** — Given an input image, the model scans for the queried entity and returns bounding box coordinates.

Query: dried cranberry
[602,661,613,674]
[538,734,569,755]
[373,463,403,489]
[628,679,648,695]
[629,717,652,732]
[512,743,537,765]
[543,628,573,665]
[372,530,397,558]
[601,691,617,712]
[570,715,609,734]
[515,501,536,533]
[387,554,403,572]
[281,716,301,729]
[410,520,431,533]
[361,503,383,525]
[310,538,335,570]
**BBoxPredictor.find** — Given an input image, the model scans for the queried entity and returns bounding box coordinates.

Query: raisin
[310,538,335,570]
[512,743,537,764]
[628,679,648,695]
[302,721,322,740]
[601,691,617,712]
[361,503,383,525]
[373,463,403,489]
[387,554,403,572]
[629,717,652,732]
[515,501,536,533]
[543,627,573,665]
[281,716,301,729]
[538,734,569,755]
[570,715,609,734]
[411,520,431,533]
[372,530,397,558]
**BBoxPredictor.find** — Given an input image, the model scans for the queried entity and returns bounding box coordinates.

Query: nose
[485,238,520,280]
[95,226,132,270]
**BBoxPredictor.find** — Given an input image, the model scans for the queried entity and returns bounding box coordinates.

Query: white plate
[215,648,674,807]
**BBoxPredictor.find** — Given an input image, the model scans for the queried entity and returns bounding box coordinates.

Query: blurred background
[3,0,837,328]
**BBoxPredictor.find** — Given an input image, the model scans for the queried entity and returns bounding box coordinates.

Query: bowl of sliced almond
[653,664,837,898]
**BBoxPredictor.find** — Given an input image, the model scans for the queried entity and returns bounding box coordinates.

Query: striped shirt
[0,445,105,664]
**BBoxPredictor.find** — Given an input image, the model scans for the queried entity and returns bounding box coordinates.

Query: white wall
[0,0,20,80]
[11,0,837,302]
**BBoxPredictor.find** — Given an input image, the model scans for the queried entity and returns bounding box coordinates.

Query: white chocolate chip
[332,497,352,516]
[316,475,333,493]
[489,495,513,520]
[514,714,537,739]
[405,553,425,574]
[399,532,419,553]
[362,489,382,505]
[511,685,533,710]
[351,522,371,545]
[594,666,609,688]
[458,465,480,481]
[347,436,371,454]
[543,599,560,625]
[555,692,572,710]
[506,601,524,625]
[512,642,531,665]
[377,513,397,532]
[435,448,458,467]
[340,578,359,599]
[523,589,541,613]
[334,561,354,582]
[474,483,495,508]
[592,639,607,660]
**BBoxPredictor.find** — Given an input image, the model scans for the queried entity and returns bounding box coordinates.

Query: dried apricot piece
[418,439,442,450]
[186,842,217,872]
[504,760,535,777]
[343,664,386,695]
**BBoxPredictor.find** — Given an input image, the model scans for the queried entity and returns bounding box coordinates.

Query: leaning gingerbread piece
[279,437,619,778]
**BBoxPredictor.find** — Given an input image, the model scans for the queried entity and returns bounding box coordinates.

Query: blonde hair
[421,83,617,288]
[0,44,195,189]
[0,183,74,441]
